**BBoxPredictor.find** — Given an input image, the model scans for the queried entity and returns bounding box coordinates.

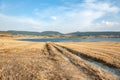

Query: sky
[0,0,120,33]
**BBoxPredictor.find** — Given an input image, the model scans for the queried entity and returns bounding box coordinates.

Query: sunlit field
[0,38,120,80]
[1,0,120,79]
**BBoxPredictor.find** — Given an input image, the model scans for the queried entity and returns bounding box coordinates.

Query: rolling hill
[0,30,120,38]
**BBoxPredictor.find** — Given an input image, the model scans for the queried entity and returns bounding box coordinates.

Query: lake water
[20,38,120,42]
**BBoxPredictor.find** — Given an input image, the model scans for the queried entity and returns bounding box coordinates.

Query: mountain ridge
[0,30,120,38]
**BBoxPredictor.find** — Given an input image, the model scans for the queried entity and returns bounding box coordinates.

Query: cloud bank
[0,0,120,33]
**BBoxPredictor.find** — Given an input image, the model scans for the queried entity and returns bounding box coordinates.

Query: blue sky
[0,0,120,33]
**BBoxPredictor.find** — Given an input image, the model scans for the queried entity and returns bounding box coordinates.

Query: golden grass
[57,42,120,68]
[0,38,120,80]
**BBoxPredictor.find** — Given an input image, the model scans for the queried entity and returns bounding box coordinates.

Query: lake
[20,38,120,42]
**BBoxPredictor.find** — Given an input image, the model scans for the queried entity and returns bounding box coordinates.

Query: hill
[6,30,62,36]
[7,30,41,35]
[67,31,120,36]
[66,31,120,38]
[0,30,120,38]
[40,31,62,35]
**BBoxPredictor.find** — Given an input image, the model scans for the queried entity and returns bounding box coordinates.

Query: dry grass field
[0,38,120,80]
[57,42,120,68]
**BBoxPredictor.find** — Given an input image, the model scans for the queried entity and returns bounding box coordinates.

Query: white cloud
[82,2,119,13]
[0,0,120,32]
[91,20,120,31]
[0,13,47,31]
[85,0,96,3]
[51,16,57,20]
[96,20,120,27]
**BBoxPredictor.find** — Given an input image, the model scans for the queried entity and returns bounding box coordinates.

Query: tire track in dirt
[63,44,120,69]
[56,43,120,68]
[63,43,120,57]
[46,42,119,80]
[53,43,120,78]
[65,43,120,59]
[42,43,90,80]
